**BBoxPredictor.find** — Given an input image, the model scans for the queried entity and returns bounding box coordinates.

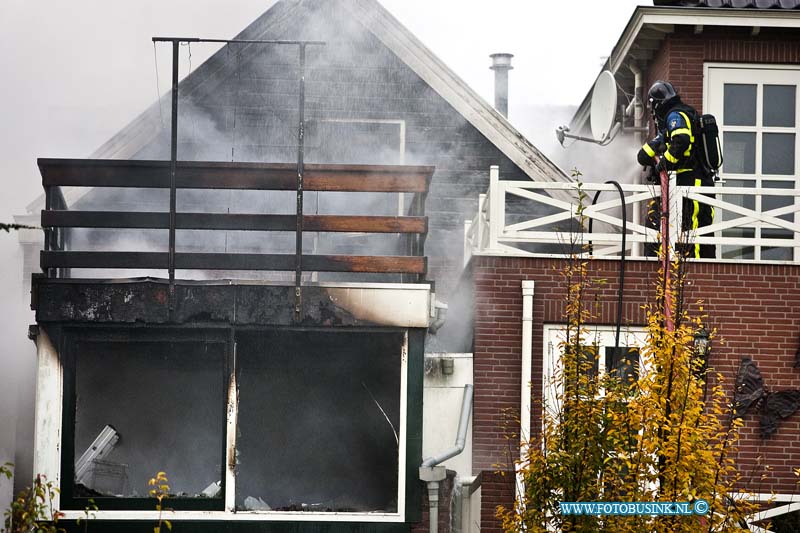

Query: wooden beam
[38,159,434,193]
[41,251,168,270]
[643,23,674,34]
[303,254,426,274]
[627,49,655,62]
[41,210,427,233]
[41,251,426,274]
[304,215,427,233]
[42,210,168,229]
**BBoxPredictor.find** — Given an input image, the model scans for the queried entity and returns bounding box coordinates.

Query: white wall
[422,353,473,477]
[0,392,15,515]
[0,231,38,502]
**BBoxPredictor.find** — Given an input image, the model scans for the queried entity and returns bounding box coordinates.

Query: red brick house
[463,2,800,532]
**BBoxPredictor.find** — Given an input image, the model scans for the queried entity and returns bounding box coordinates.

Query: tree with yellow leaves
[498,184,757,532]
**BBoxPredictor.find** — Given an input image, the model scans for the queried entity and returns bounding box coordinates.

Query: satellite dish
[590,71,618,141]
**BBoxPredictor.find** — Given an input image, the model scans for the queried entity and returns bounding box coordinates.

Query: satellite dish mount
[556,70,646,147]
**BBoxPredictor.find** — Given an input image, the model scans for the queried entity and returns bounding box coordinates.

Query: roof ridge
[28,0,569,213]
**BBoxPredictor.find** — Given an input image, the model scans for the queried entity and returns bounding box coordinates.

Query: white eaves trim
[611,7,800,76]
[571,6,800,133]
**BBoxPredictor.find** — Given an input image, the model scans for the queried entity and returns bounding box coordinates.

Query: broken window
[71,336,226,504]
[235,330,404,513]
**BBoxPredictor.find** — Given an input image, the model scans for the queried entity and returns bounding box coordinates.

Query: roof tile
[654,0,800,7]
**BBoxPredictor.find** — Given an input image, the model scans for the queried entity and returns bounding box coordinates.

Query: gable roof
[569,5,800,134]
[28,0,569,213]
[655,0,800,7]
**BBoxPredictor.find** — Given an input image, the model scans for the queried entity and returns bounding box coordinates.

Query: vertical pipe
[489,53,513,118]
[428,481,440,533]
[659,163,674,332]
[629,63,644,258]
[294,44,306,323]
[460,478,473,533]
[518,281,534,507]
[169,40,179,310]
[43,187,53,278]
[488,166,503,251]
[415,191,428,282]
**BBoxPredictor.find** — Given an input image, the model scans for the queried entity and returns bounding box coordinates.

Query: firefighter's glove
[644,165,658,184]
[655,157,668,175]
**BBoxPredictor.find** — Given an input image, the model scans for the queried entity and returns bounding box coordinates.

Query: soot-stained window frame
[56,324,423,523]
[59,326,231,512]
[232,328,406,514]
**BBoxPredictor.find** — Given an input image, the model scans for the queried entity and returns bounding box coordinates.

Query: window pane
[763,85,796,127]
[723,133,756,174]
[724,84,757,126]
[722,228,755,259]
[605,347,639,386]
[762,228,794,261]
[236,330,403,513]
[762,133,795,175]
[763,180,795,223]
[721,179,755,224]
[74,340,225,499]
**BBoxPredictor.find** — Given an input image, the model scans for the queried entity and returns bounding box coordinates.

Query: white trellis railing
[464,165,800,264]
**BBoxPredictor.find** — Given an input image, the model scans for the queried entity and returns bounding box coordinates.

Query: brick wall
[472,255,800,517]
[648,26,800,114]
[478,471,515,533]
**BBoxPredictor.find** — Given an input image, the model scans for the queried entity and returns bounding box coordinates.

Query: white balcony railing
[464,166,800,264]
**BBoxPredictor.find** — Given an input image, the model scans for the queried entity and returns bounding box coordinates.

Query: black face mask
[650,105,665,131]
[652,96,680,126]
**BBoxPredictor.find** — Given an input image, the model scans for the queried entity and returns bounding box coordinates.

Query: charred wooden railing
[38,36,434,323]
[39,158,432,282]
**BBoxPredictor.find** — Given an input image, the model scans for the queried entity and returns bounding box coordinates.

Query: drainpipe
[628,62,644,257]
[420,384,474,533]
[517,281,534,507]
[629,63,644,134]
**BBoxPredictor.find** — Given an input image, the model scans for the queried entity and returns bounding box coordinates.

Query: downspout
[420,384,474,533]
[628,62,645,257]
[517,281,534,508]
[629,63,644,135]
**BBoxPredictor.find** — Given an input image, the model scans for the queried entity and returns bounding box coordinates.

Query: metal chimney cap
[490,53,514,70]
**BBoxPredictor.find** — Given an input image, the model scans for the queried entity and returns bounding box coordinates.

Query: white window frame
[703,62,800,261]
[37,330,410,524]
[542,324,650,416]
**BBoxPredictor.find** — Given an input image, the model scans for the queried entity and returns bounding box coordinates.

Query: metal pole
[169,40,179,311]
[659,161,673,332]
[44,186,53,278]
[293,43,306,323]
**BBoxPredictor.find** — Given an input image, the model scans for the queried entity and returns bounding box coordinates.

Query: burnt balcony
[34,158,434,328]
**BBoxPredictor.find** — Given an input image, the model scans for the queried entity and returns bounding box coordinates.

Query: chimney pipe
[489,53,513,118]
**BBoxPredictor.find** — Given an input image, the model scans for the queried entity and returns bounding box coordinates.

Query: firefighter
[637,80,715,259]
